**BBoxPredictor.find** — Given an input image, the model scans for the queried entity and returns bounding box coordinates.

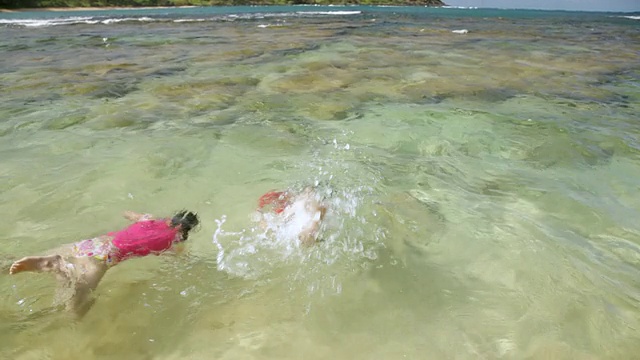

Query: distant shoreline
[0,6,200,13]
[1,3,445,13]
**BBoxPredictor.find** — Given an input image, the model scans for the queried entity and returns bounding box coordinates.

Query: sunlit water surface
[1,6,640,359]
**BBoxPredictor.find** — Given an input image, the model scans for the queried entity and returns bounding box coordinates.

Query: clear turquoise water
[1,6,640,359]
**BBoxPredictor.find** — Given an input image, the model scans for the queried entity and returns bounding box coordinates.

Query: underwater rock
[89,81,139,99]
[211,76,260,87]
[526,136,614,169]
[295,95,354,121]
[215,48,264,62]
[146,66,187,78]
[270,43,321,57]
[44,111,89,130]
[375,190,447,265]
[86,109,151,130]
[260,70,350,94]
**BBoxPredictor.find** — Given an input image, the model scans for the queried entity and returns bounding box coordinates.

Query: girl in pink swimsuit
[9,210,199,317]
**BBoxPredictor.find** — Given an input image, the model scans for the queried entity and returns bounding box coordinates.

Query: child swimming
[256,187,327,245]
[9,210,199,317]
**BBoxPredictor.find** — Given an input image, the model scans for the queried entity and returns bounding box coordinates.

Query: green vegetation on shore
[1,0,445,9]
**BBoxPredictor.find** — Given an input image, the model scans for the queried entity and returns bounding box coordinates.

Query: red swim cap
[258,191,290,214]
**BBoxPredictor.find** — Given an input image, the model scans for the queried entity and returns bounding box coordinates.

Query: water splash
[212,179,383,297]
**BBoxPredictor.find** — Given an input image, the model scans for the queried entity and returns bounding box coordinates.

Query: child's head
[170,210,200,240]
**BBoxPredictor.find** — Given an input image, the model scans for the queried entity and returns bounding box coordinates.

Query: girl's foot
[9,255,63,275]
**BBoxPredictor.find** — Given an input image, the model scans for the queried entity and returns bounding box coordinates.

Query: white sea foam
[621,16,640,20]
[295,11,361,16]
[443,6,479,9]
[452,29,469,34]
[0,16,157,27]
[100,17,156,24]
[173,18,206,23]
[0,10,360,28]
[0,17,94,27]
[257,23,284,28]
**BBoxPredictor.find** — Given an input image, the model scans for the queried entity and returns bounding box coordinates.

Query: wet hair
[170,210,200,241]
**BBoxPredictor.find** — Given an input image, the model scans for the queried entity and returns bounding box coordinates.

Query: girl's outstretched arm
[123,211,154,222]
[171,242,186,255]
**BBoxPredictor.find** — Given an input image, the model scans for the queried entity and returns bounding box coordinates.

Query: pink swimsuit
[74,219,179,265]
[109,220,180,262]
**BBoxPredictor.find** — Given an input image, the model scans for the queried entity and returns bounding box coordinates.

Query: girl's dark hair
[170,210,200,240]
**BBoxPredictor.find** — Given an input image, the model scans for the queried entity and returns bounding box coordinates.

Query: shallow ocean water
[1,5,640,359]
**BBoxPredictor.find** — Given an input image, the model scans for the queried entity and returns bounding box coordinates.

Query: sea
[1,5,639,359]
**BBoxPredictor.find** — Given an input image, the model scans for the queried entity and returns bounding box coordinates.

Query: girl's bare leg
[9,255,66,275]
[10,252,109,317]
[64,257,109,317]
[9,242,77,275]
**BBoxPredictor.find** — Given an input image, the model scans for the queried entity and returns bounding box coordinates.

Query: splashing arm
[160,242,186,257]
[123,211,155,222]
